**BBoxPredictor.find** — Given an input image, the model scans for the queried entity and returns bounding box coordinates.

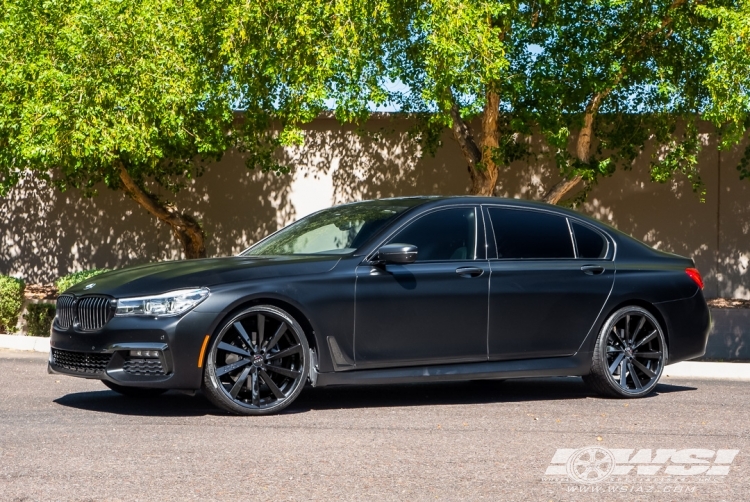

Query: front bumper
[48,310,218,390]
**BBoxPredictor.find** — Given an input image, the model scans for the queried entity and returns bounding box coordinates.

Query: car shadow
[54,390,221,417]
[53,377,697,416]
[285,378,696,413]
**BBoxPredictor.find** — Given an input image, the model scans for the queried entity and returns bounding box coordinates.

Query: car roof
[362,195,596,222]
[366,196,687,263]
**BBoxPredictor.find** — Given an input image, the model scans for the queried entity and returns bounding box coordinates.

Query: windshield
[241,203,410,256]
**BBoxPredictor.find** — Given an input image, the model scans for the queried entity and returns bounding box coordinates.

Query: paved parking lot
[0,350,748,501]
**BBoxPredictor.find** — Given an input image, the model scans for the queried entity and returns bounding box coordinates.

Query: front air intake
[51,349,111,374]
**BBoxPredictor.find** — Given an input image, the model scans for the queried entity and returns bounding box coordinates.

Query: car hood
[61,255,341,298]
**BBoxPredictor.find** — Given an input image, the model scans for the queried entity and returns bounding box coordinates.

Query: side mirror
[376,243,418,264]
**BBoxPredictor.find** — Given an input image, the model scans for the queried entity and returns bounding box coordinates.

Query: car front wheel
[584,306,667,398]
[202,305,310,415]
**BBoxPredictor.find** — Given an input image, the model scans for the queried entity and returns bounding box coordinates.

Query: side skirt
[311,352,592,388]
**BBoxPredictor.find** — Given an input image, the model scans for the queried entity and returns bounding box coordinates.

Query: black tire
[202,305,310,416]
[585,306,667,398]
[102,380,168,397]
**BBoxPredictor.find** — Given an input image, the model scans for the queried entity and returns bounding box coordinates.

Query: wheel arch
[600,299,670,353]
[199,294,321,371]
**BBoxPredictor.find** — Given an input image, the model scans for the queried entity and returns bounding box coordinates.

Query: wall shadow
[1,116,747,298]
[0,150,294,283]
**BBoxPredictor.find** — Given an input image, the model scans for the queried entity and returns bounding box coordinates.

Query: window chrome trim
[566,217,578,259]
[364,205,481,263]
[481,204,615,261]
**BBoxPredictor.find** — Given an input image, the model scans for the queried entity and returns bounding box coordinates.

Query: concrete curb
[0,334,50,353]
[664,361,750,381]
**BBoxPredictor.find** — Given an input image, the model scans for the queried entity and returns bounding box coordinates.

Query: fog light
[130,350,160,358]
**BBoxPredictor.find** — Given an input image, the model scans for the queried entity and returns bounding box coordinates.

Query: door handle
[581,265,605,275]
[455,267,484,278]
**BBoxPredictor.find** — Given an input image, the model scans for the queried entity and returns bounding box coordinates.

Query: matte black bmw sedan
[49,197,711,415]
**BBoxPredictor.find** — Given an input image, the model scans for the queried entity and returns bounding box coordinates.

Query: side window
[487,208,574,259]
[388,208,477,261]
[572,222,608,259]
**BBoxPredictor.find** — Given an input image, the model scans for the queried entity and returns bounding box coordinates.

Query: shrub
[0,275,25,333]
[55,269,110,293]
[23,303,56,337]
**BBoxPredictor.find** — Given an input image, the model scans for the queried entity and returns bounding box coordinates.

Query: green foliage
[528,1,719,194]
[698,0,750,181]
[221,0,403,173]
[55,269,109,293]
[378,1,521,158]
[0,275,24,333]
[0,0,234,196]
[23,303,56,337]
[699,1,750,146]
[287,0,746,199]
[2,0,748,217]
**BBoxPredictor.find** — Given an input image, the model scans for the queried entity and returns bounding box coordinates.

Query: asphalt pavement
[0,350,747,501]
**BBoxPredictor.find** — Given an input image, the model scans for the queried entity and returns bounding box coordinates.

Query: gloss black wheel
[202,305,309,415]
[102,380,168,397]
[585,306,667,398]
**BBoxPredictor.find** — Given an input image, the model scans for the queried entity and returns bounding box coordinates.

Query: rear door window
[571,222,608,259]
[487,208,574,259]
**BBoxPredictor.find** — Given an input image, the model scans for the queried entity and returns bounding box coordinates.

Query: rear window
[572,222,608,259]
[487,208,574,259]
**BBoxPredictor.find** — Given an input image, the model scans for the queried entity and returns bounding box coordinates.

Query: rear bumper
[655,290,711,364]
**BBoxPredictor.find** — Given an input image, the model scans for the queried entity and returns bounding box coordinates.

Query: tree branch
[576,89,612,162]
[543,89,611,204]
[449,100,482,168]
[118,162,206,258]
[118,163,184,229]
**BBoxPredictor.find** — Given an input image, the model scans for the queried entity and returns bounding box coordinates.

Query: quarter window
[572,222,608,259]
[388,208,477,261]
[487,208,574,259]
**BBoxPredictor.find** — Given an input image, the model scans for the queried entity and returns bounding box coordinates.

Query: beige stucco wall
[1,116,748,298]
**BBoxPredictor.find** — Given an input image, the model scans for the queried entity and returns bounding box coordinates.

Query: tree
[324,0,741,204]
[377,0,519,196]
[699,0,750,180]
[0,0,232,258]
[220,0,396,174]
[0,0,395,259]
[528,0,719,203]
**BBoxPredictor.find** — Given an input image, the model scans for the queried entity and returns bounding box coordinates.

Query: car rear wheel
[102,381,168,397]
[584,306,667,398]
[202,305,310,415]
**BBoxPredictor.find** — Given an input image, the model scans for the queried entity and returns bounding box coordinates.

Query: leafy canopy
[699,0,750,179]
[0,0,232,196]
[280,0,746,201]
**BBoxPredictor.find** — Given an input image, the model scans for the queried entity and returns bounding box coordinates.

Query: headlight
[115,288,209,317]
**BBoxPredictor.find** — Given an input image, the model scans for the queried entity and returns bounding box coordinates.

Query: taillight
[686,268,704,290]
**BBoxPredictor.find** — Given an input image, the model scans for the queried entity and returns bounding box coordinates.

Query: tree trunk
[450,90,501,196]
[542,90,609,205]
[118,164,207,259]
